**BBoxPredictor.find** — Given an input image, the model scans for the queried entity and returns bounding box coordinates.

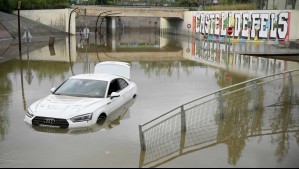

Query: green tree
[0,0,13,13]
[219,0,253,4]
[176,0,199,7]
[7,0,69,10]
[96,0,108,5]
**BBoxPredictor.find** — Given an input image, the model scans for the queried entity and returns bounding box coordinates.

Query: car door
[106,78,128,116]
[117,78,132,104]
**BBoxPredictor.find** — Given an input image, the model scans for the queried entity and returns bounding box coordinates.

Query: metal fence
[73,0,299,10]
[138,69,299,167]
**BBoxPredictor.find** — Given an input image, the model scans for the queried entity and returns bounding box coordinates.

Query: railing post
[139,125,146,151]
[180,106,186,155]
[218,91,224,119]
[288,72,293,104]
[181,106,186,132]
[253,81,259,109]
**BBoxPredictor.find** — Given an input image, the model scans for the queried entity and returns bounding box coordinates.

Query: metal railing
[71,0,299,10]
[138,69,299,167]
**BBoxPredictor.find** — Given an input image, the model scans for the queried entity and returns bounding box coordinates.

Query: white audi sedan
[24,61,137,129]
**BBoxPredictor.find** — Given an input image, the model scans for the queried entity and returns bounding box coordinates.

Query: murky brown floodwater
[0,30,299,167]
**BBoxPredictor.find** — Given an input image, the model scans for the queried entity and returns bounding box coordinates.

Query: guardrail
[138,69,299,167]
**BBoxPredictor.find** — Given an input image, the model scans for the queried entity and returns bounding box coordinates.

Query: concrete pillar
[112,31,116,51]
[111,16,116,31]
[111,16,116,51]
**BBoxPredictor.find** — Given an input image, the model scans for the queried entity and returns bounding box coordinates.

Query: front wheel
[97,113,107,125]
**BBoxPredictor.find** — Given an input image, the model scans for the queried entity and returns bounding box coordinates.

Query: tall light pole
[68,7,78,76]
[95,10,112,45]
[68,7,78,46]
[17,1,26,111]
[68,7,78,38]
[18,1,21,53]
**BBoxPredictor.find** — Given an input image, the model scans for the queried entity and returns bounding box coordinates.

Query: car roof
[69,74,122,82]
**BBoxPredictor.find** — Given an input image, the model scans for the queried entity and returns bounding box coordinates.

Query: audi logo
[44,118,55,124]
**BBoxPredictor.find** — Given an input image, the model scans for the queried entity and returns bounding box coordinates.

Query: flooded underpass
[0,30,299,167]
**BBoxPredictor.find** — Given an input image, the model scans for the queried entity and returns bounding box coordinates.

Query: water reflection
[0,61,11,142]
[0,59,18,141]
[191,39,292,78]
[138,61,206,78]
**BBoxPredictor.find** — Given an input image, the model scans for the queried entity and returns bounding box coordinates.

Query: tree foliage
[175,0,199,7]
[0,0,70,11]
[0,0,13,13]
[219,0,253,4]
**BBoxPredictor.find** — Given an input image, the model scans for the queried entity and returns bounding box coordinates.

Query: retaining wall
[13,9,76,34]
[180,10,299,41]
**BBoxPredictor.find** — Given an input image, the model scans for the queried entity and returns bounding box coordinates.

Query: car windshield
[54,79,108,98]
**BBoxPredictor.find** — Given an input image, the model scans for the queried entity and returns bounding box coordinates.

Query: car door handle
[107,102,111,105]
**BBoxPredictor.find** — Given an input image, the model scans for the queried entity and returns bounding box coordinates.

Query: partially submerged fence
[138,69,299,167]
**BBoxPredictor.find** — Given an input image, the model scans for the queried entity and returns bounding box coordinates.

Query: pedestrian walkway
[0,23,12,40]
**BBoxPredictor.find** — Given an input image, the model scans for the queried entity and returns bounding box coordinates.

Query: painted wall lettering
[195,11,290,41]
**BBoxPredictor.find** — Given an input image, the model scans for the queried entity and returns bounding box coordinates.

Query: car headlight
[70,113,93,123]
[26,108,34,118]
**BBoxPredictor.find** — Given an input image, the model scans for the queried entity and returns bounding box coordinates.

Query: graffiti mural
[194,11,290,43]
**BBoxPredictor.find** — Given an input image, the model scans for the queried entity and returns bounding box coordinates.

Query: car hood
[30,94,105,119]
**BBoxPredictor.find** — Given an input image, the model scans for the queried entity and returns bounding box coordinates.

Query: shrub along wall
[1,0,69,12]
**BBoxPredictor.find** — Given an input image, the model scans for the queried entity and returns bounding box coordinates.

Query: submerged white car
[30,97,136,134]
[25,61,137,129]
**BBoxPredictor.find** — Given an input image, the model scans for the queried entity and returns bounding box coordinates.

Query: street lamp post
[68,7,78,47]
[18,1,21,53]
[17,1,26,111]
[68,7,78,76]
[68,7,78,37]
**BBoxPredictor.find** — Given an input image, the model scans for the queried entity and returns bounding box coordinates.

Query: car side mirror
[110,92,120,99]
[50,87,56,94]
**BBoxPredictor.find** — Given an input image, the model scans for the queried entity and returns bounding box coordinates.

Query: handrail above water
[138,66,299,168]
[140,69,299,128]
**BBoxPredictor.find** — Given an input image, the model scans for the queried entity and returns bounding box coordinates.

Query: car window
[107,78,129,96]
[118,78,128,89]
[54,79,107,98]
[107,79,121,96]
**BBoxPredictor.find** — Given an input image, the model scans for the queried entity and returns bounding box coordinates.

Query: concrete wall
[289,10,299,40]
[15,8,299,41]
[189,10,299,41]
[15,9,76,34]
[74,6,187,19]
[162,10,299,41]
[76,16,160,31]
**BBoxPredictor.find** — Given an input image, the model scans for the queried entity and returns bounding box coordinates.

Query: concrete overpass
[72,5,188,19]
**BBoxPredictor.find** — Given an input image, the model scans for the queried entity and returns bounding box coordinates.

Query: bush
[204,3,256,11]
[0,0,13,13]
[8,0,70,11]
